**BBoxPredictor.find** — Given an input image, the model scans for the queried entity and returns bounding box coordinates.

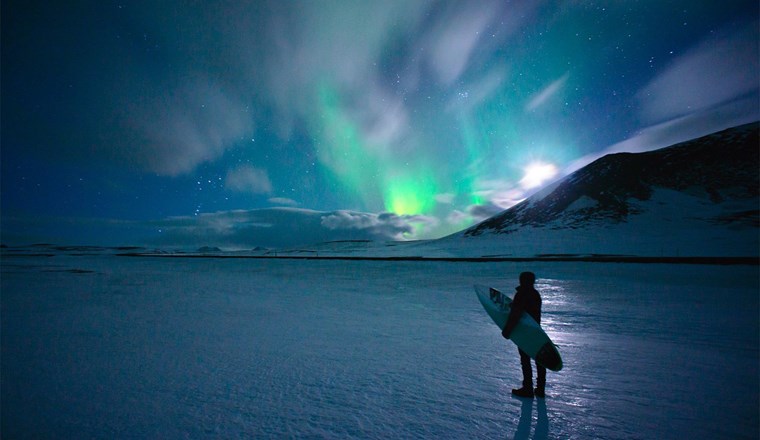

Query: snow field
[2,255,758,439]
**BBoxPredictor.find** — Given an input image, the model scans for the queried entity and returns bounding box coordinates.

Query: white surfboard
[475,284,562,371]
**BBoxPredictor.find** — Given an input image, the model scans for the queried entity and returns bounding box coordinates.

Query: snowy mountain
[428,122,759,258]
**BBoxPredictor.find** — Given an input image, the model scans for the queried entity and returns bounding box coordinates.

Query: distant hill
[428,122,759,258]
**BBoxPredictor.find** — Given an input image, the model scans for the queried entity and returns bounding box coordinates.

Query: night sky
[2,1,758,248]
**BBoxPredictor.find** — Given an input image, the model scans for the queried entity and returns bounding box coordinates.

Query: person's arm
[501,289,524,339]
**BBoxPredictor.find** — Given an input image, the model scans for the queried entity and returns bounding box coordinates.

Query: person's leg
[536,362,546,388]
[512,348,535,397]
[519,348,532,389]
[535,362,547,397]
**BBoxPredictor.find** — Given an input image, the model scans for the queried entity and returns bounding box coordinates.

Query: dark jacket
[502,285,541,339]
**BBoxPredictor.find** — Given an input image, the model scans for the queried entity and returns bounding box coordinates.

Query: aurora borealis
[2,1,759,248]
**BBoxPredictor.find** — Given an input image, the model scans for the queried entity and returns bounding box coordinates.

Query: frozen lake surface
[2,254,758,439]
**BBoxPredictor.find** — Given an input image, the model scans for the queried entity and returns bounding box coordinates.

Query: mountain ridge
[464,122,759,237]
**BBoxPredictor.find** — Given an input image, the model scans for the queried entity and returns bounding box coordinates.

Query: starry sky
[2,1,759,248]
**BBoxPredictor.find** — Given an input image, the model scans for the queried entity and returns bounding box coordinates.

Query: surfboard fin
[535,342,563,372]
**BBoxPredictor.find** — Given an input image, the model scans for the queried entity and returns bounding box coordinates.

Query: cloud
[467,203,505,222]
[4,0,537,184]
[3,4,262,177]
[269,197,298,207]
[435,193,456,204]
[637,22,759,124]
[353,84,410,148]
[128,80,254,176]
[474,178,530,209]
[321,211,386,231]
[260,2,430,137]
[148,207,436,248]
[563,23,759,177]
[322,210,438,239]
[423,1,501,85]
[225,165,273,194]
[565,96,760,175]
[446,65,508,113]
[525,73,569,112]
[446,210,469,225]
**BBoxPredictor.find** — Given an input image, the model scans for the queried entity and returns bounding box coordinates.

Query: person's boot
[534,387,545,398]
[511,386,534,398]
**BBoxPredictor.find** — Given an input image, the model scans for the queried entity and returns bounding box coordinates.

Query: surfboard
[475,284,563,371]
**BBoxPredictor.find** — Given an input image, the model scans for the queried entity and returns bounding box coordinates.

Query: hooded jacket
[502,285,541,339]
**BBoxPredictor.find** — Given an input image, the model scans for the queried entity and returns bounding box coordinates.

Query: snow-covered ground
[2,253,758,439]
[437,187,759,259]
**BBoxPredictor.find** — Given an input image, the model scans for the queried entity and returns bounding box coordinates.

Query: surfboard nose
[536,342,563,372]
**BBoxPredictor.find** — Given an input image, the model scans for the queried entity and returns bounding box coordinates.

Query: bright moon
[520,162,558,189]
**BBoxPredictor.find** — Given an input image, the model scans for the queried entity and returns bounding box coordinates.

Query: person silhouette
[502,271,546,398]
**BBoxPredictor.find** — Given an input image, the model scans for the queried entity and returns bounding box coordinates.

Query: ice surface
[2,253,758,439]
